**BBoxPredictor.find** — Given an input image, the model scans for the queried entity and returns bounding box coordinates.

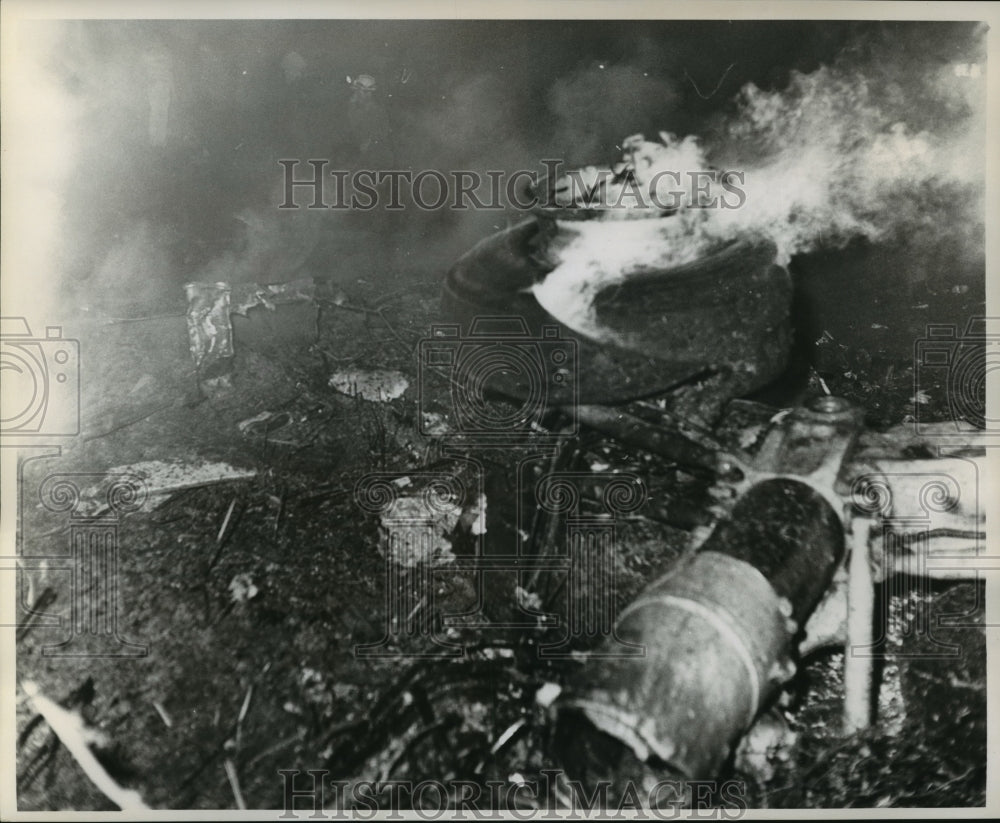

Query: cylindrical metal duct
[555,478,844,779]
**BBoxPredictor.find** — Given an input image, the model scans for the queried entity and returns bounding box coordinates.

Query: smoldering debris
[8,17,988,815]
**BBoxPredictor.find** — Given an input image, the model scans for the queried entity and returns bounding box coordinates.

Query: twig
[223,758,247,810]
[684,62,736,99]
[371,288,408,309]
[489,718,527,756]
[217,497,238,546]
[100,312,186,325]
[152,700,173,729]
[17,731,61,791]
[376,306,420,357]
[405,595,427,625]
[474,718,528,774]
[910,668,986,692]
[238,684,254,724]
[16,588,58,643]
[245,733,302,769]
[295,485,353,504]
[83,400,176,442]
[272,493,286,536]
[313,344,367,365]
[384,716,460,779]
[235,683,254,751]
[527,432,577,592]
[315,297,381,316]
[934,765,977,794]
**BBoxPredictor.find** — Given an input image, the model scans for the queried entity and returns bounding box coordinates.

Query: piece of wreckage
[442,134,790,426]
[437,133,987,788]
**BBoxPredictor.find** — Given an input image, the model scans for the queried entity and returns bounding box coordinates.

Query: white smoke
[532,37,986,341]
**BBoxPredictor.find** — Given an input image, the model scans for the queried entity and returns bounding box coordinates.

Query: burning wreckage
[172,131,987,801]
[16,93,986,809]
[431,133,988,791]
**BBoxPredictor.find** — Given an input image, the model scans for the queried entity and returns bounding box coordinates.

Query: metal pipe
[844,517,875,732]
[554,477,844,779]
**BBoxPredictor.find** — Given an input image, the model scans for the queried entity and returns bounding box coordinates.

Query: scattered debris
[735,711,797,782]
[514,586,542,612]
[420,411,450,435]
[185,278,316,378]
[228,574,259,603]
[332,683,358,701]
[229,277,316,316]
[460,493,488,535]
[62,460,257,517]
[299,668,332,713]
[738,424,764,450]
[329,369,409,401]
[117,459,255,492]
[237,410,292,437]
[535,682,562,708]
[379,494,461,567]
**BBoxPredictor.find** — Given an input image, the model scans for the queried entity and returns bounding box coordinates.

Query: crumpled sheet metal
[184,281,233,372]
[184,277,316,371]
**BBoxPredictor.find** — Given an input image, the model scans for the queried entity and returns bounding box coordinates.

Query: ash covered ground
[6,17,989,812]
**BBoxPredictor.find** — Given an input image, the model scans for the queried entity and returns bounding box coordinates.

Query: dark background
[38,19,984,318]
